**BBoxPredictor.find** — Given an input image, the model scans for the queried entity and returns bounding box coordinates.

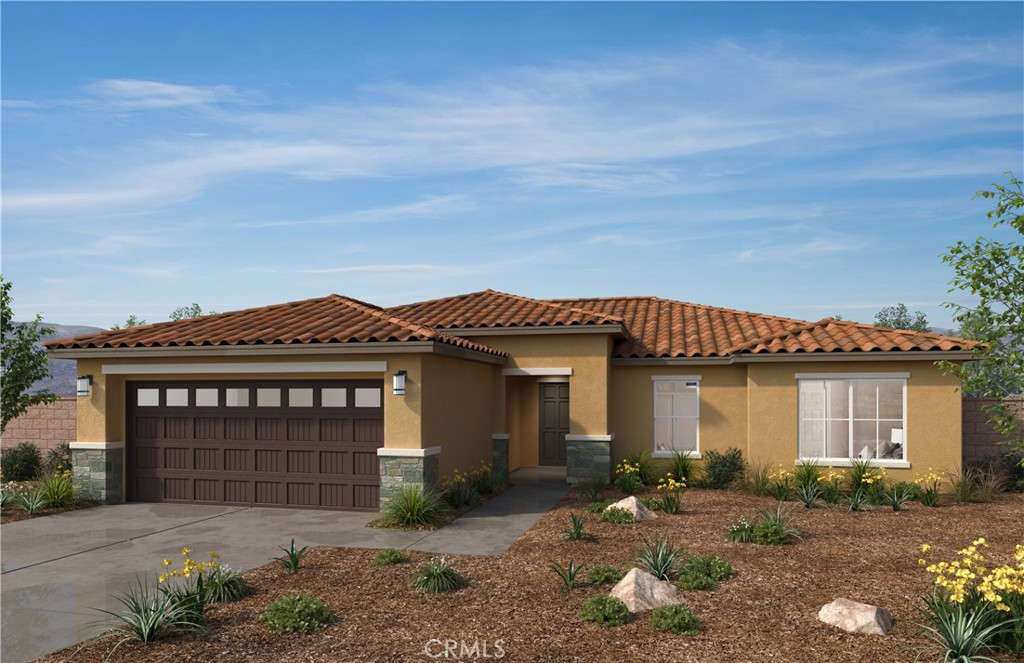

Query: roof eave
[612,350,976,365]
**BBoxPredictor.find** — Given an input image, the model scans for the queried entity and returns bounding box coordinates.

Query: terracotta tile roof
[550,297,975,358]
[44,295,506,356]
[387,289,624,329]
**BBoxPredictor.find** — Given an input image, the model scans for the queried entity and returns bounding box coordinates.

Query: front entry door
[539,382,569,466]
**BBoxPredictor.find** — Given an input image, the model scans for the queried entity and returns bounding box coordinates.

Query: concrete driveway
[0,470,568,662]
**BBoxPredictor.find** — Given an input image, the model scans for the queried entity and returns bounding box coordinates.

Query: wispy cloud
[733,236,871,263]
[236,195,474,229]
[300,263,471,276]
[84,79,242,110]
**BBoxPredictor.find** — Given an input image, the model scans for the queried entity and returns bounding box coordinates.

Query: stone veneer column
[491,434,510,482]
[565,434,614,485]
[70,442,124,504]
[377,446,441,510]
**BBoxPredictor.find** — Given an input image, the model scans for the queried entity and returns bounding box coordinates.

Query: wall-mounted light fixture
[393,370,408,396]
[76,375,94,397]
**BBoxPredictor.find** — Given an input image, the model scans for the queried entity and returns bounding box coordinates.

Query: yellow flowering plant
[614,461,644,495]
[653,473,686,514]
[766,465,794,501]
[817,470,846,504]
[917,539,1024,656]
[914,469,944,507]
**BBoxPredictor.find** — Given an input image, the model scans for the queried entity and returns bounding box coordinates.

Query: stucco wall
[420,354,496,479]
[1,397,77,452]
[746,360,962,479]
[609,364,748,463]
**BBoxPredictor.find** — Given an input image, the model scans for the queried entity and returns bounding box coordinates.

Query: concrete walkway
[0,469,569,662]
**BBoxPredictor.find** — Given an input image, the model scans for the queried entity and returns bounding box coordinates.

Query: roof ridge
[552,295,809,326]
[725,318,834,354]
[489,289,624,324]
[823,317,976,343]
[387,289,497,312]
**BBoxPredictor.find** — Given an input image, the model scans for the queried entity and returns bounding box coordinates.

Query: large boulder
[606,495,657,521]
[817,598,894,635]
[610,568,687,613]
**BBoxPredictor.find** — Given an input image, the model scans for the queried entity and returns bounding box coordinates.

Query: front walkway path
[0,468,569,662]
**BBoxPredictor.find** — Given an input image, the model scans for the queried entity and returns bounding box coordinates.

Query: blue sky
[2,2,1022,329]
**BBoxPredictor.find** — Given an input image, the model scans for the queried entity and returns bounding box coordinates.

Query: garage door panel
[128,380,383,511]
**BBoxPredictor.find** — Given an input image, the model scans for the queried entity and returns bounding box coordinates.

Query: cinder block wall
[962,398,1024,464]
[1,398,77,452]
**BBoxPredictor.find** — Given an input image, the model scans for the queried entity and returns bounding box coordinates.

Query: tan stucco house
[45,289,973,511]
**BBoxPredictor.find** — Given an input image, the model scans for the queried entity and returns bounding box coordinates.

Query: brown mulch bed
[38,489,1024,663]
[1,499,99,524]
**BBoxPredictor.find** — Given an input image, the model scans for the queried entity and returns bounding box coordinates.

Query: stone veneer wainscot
[70,442,124,504]
[377,446,441,509]
[565,434,613,485]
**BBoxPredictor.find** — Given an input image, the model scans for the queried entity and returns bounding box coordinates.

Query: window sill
[653,451,702,460]
[795,457,910,469]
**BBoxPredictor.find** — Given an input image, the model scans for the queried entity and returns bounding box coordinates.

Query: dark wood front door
[126,380,384,511]
[539,382,569,466]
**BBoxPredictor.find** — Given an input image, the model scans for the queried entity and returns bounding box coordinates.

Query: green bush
[18,489,48,515]
[745,462,772,496]
[614,472,643,495]
[37,472,74,510]
[649,604,702,635]
[1000,452,1024,492]
[680,554,735,582]
[84,578,209,650]
[260,593,334,634]
[372,548,408,566]
[599,506,635,524]
[579,594,631,626]
[201,564,249,603]
[636,538,684,581]
[379,487,451,529]
[726,517,755,543]
[728,507,801,545]
[792,459,822,492]
[443,474,479,509]
[667,450,697,485]
[44,443,72,475]
[585,564,623,586]
[562,512,595,541]
[1,442,41,481]
[585,499,615,513]
[676,568,715,591]
[411,557,466,593]
[625,450,657,486]
[550,559,584,592]
[583,480,605,502]
[700,448,745,489]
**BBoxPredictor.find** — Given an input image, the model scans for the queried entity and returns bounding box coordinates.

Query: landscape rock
[606,495,657,521]
[817,598,894,635]
[610,568,687,613]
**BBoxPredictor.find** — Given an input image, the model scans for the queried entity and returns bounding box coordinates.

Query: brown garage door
[126,380,384,511]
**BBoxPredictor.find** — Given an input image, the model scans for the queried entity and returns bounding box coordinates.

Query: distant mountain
[13,322,106,397]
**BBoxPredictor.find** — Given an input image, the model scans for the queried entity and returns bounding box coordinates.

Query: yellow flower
[918,559,927,567]
[158,574,168,583]
[162,559,172,567]
[181,547,192,556]
[920,544,932,553]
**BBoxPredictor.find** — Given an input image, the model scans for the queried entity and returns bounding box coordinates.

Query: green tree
[873,303,929,332]
[1,275,58,434]
[940,174,1024,457]
[110,314,146,330]
[169,303,216,321]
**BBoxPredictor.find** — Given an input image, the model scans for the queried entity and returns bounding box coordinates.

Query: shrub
[649,604,702,635]
[37,471,75,510]
[948,466,1004,504]
[654,474,685,514]
[411,557,465,593]
[585,499,615,513]
[260,593,333,634]
[372,548,408,566]
[18,489,48,515]
[847,459,887,502]
[600,506,635,524]
[793,459,822,492]
[818,470,845,504]
[752,506,802,545]
[562,512,595,541]
[579,594,631,627]
[680,554,736,582]
[379,486,451,529]
[700,448,745,489]
[726,517,755,543]
[641,496,662,511]
[846,488,867,512]
[584,480,605,502]
[442,470,479,508]
[745,462,772,496]
[277,538,310,574]
[1,442,41,481]
[676,568,715,591]
[550,559,584,592]
[625,449,657,486]
[585,564,624,586]
[636,538,684,581]
[668,450,697,485]
[914,470,943,507]
[201,564,249,603]
[159,583,207,625]
[1000,452,1024,492]
[613,460,644,495]
[470,462,501,496]
[883,483,914,512]
[82,578,209,653]
[44,442,72,475]
[795,482,821,508]
[915,593,1006,663]
[766,465,793,501]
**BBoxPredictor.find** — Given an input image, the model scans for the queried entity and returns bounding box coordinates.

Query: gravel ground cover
[38,487,1024,663]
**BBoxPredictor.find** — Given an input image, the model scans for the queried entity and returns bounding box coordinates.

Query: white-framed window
[798,375,907,462]
[652,376,700,455]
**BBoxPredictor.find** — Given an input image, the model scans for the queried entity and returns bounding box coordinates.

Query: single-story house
[46,289,973,511]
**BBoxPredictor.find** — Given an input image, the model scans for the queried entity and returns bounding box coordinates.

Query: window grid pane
[799,378,905,461]
[653,380,699,454]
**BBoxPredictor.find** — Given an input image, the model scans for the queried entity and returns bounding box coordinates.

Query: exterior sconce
[393,370,407,396]
[76,375,94,397]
